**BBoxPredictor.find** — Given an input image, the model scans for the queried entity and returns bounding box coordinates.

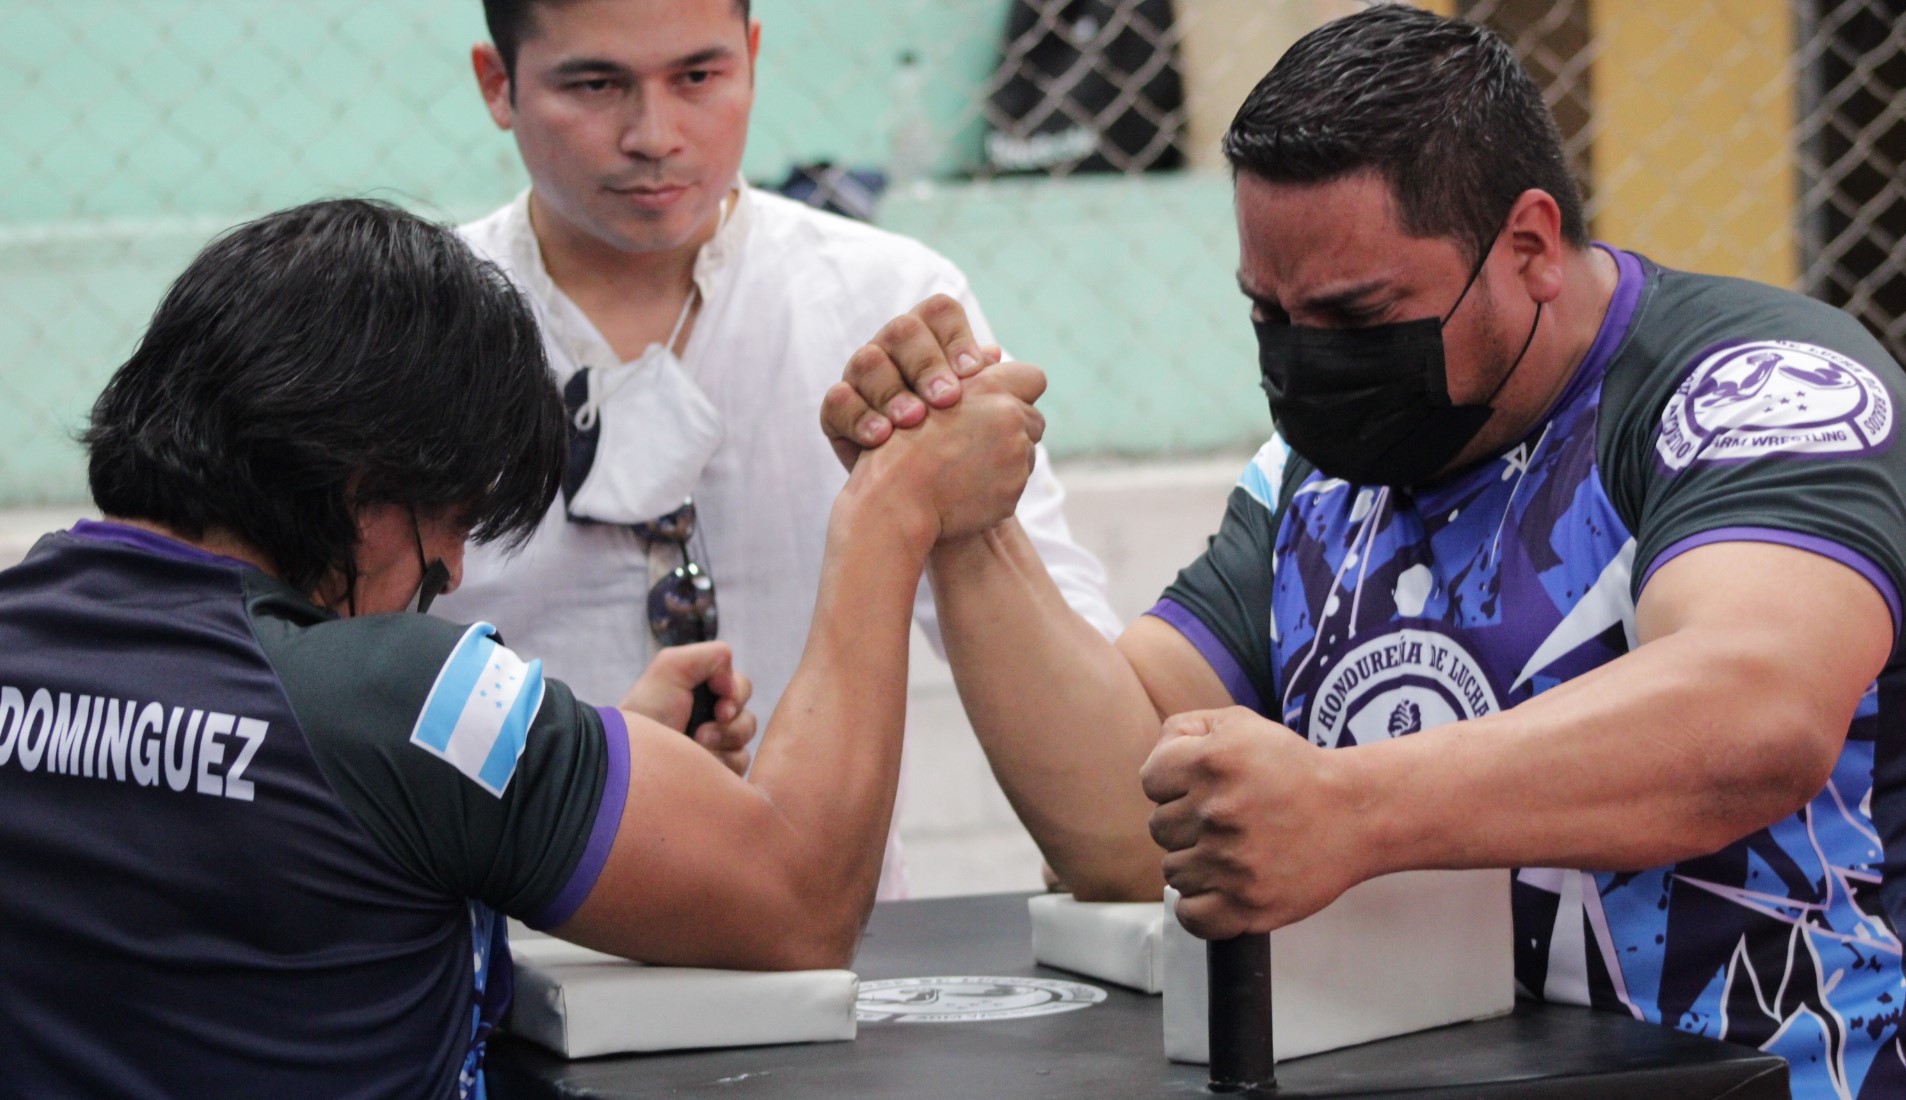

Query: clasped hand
[820,295,1044,542]
[822,297,1376,941]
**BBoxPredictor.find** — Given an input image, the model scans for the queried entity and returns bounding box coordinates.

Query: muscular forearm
[746,477,934,961]
[929,519,1164,900]
[1346,626,1853,878]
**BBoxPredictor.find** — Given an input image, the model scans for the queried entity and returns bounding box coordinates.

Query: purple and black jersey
[1157,247,1906,1099]
[0,522,630,1100]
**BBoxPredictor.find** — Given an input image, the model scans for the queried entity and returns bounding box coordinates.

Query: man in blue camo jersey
[821,6,1906,1096]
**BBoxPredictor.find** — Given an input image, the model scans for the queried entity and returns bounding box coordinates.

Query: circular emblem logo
[854,976,1106,1023]
[1304,627,1499,749]
[1656,340,1893,471]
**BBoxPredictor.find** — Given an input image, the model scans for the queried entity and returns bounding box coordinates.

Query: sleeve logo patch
[1657,340,1893,471]
[409,622,545,797]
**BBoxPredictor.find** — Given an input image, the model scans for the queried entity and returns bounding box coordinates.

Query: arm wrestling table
[486,891,1789,1099]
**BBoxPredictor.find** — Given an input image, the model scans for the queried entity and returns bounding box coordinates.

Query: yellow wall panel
[1590,0,1797,286]
[1180,1,1456,172]
[1180,1,1327,170]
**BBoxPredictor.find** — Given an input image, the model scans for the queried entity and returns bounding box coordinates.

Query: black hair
[83,198,566,597]
[484,0,753,79]
[1222,3,1587,262]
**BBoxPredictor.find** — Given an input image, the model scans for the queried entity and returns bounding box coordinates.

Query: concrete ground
[0,453,1247,899]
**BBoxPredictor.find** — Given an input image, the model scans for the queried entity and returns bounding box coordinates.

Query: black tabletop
[486,892,1789,1099]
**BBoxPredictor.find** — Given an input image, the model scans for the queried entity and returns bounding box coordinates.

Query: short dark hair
[83,198,565,597]
[1222,3,1587,262]
[484,0,753,78]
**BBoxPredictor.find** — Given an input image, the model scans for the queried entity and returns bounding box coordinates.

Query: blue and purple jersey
[0,521,630,1099]
[1159,248,1906,1099]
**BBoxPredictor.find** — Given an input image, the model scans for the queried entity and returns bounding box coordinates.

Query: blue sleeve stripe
[475,660,545,795]
[1238,463,1279,510]
[413,623,500,753]
[1236,437,1288,510]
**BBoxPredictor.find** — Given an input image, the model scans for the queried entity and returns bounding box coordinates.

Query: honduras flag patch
[410,622,545,797]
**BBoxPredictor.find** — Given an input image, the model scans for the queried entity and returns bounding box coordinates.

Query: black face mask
[1255,242,1540,489]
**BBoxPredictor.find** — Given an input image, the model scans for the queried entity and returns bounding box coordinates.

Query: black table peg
[1208,933,1275,1094]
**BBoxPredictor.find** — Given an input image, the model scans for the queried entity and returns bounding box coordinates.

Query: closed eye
[1335,307,1387,327]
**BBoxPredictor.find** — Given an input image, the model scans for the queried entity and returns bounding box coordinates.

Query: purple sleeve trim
[1641,527,1902,632]
[1145,598,1264,713]
[528,706,632,930]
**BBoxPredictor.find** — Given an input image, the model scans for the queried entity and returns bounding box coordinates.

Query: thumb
[1155,707,1224,748]
[1140,709,1224,806]
[651,641,732,688]
[829,436,863,473]
[978,360,1048,406]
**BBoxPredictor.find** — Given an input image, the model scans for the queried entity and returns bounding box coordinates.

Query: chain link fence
[1,0,1900,506]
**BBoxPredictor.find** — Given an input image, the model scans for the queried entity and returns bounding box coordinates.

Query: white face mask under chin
[562,290,725,526]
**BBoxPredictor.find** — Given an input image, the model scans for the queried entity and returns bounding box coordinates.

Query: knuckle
[881,312,927,347]
[1195,798,1235,833]
[1239,879,1279,916]
[1205,735,1244,775]
[845,345,887,383]
[1189,744,1224,782]
[917,293,961,324]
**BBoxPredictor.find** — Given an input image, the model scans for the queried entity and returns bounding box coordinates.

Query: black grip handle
[1209,932,1275,1093]
[685,683,719,737]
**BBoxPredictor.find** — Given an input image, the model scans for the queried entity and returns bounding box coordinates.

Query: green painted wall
[882,175,1258,456]
[0,0,1266,506]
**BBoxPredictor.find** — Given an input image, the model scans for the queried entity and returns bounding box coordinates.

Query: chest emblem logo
[1306,628,1500,749]
[1657,340,1893,470]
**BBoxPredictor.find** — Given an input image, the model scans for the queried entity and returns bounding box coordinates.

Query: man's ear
[473,42,515,131]
[1505,188,1567,305]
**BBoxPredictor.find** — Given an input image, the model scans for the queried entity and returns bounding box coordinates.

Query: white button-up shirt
[438,184,1120,897]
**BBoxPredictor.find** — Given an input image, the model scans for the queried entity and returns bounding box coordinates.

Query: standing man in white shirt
[438,0,1121,897]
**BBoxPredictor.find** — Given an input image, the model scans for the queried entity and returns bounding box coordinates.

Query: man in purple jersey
[0,198,1050,1098]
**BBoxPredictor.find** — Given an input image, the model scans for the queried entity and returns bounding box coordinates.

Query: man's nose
[620,88,684,161]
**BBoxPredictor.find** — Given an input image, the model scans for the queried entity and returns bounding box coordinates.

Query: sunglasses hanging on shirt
[633,499,720,737]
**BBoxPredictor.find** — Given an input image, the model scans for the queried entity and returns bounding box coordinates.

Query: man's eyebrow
[670,45,738,69]
[1291,279,1392,314]
[549,57,633,79]
[1234,272,1276,306]
[1234,274,1391,314]
[546,46,737,79]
